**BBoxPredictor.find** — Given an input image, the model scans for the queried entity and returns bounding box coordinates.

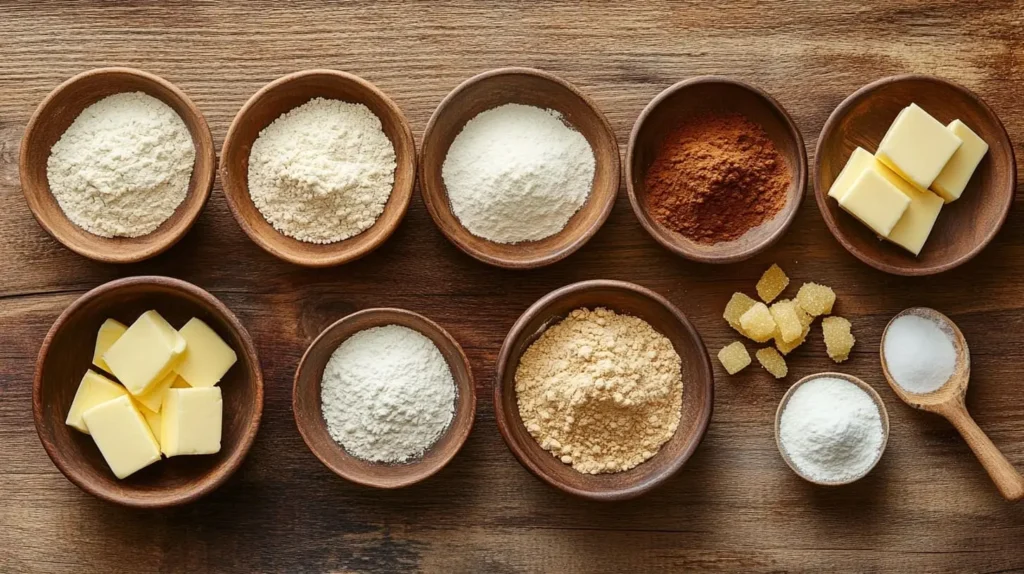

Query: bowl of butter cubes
[33,276,263,508]
[814,74,1015,276]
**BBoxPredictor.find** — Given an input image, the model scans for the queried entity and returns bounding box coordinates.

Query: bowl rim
[19,66,216,264]
[625,75,808,264]
[419,66,620,269]
[292,307,477,488]
[219,68,417,268]
[32,275,264,508]
[812,73,1017,276]
[493,279,714,500]
[774,372,890,486]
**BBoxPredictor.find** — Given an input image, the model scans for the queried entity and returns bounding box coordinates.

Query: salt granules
[883,314,957,394]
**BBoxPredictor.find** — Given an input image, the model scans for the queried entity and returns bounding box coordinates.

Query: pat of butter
[65,370,128,434]
[838,169,911,237]
[140,406,161,446]
[82,395,161,479]
[887,183,944,256]
[134,372,186,413]
[175,318,237,388]
[103,310,187,397]
[92,319,127,374]
[876,103,962,190]
[931,120,989,203]
[161,387,222,457]
[827,147,877,200]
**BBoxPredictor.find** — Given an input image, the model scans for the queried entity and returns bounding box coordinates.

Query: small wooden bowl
[775,372,890,486]
[494,280,714,500]
[420,68,620,269]
[293,308,475,488]
[220,70,416,267]
[20,67,216,263]
[33,276,263,508]
[626,76,807,264]
[814,74,1016,275]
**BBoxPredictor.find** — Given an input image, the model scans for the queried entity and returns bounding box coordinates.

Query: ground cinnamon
[645,112,790,244]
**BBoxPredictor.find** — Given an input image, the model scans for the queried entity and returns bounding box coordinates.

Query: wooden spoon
[880,307,1024,501]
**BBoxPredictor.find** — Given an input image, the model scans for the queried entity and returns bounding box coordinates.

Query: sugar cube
[756,347,788,379]
[796,282,836,317]
[822,316,855,363]
[717,342,751,375]
[769,299,803,343]
[723,292,757,332]
[756,264,789,303]
[739,302,777,343]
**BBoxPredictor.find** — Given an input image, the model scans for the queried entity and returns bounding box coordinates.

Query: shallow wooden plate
[814,74,1016,275]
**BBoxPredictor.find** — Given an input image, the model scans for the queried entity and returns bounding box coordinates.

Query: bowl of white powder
[420,67,620,269]
[20,67,215,263]
[293,308,476,488]
[220,69,416,267]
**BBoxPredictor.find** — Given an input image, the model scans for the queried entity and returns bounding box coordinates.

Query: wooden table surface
[2,2,1023,572]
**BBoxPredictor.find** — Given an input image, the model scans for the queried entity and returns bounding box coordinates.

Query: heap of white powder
[779,377,885,483]
[46,92,195,238]
[321,325,456,463]
[442,103,595,244]
[883,314,957,394]
[248,98,396,244]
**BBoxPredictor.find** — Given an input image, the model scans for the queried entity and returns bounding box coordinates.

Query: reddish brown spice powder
[645,112,791,244]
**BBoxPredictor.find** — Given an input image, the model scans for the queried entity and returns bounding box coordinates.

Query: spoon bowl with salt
[881,307,1024,501]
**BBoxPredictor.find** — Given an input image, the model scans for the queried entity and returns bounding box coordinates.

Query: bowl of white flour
[20,67,215,263]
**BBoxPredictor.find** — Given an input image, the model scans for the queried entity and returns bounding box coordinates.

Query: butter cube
[65,370,128,434]
[82,395,161,479]
[161,387,223,457]
[838,169,911,237]
[134,372,185,413]
[931,120,989,203]
[887,186,944,256]
[92,319,127,373]
[175,318,237,388]
[103,310,187,396]
[827,147,876,200]
[739,302,777,343]
[769,300,803,344]
[140,405,162,445]
[876,103,962,189]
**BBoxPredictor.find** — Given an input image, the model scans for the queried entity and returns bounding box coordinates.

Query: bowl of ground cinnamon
[626,77,807,263]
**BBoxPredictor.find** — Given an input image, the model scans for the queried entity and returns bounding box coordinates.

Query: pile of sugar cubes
[829,103,989,256]
[717,264,855,378]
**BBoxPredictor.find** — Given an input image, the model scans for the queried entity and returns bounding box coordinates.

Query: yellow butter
[931,120,989,203]
[82,395,161,479]
[92,319,127,373]
[140,406,162,447]
[172,376,190,388]
[65,370,128,434]
[887,183,944,256]
[134,372,185,413]
[827,147,876,200]
[175,318,237,388]
[103,310,187,397]
[161,387,223,457]
[838,169,911,237]
[876,103,962,190]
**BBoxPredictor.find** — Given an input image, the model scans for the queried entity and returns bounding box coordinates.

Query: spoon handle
[943,405,1024,501]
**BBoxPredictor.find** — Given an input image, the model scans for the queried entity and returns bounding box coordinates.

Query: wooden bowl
[293,308,475,488]
[33,276,263,508]
[20,67,215,263]
[494,280,714,500]
[420,67,620,269]
[774,372,890,486]
[626,76,807,264]
[220,69,416,267]
[814,74,1016,275]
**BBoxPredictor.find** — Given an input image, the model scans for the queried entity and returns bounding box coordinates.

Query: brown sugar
[645,112,791,244]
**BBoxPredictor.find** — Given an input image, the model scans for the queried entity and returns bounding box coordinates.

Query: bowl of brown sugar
[626,77,807,264]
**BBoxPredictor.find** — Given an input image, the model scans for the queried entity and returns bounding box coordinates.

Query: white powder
[46,92,195,238]
[320,325,456,463]
[248,98,396,244]
[441,103,595,244]
[779,377,885,483]
[883,314,957,394]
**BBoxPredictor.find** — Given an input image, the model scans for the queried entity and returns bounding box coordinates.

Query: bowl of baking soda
[775,372,890,486]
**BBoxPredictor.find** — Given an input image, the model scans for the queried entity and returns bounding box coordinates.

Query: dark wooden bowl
[420,67,620,269]
[774,372,889,486]
[293,308,475,488]
[33,276,263,508]
[626,76,807,264]
[494,280,714,500]
[20,67,215,263]
[220,69,416,267]
[814,74,1016,276]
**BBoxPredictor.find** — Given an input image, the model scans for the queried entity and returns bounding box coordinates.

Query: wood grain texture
[2,1,1024,572]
